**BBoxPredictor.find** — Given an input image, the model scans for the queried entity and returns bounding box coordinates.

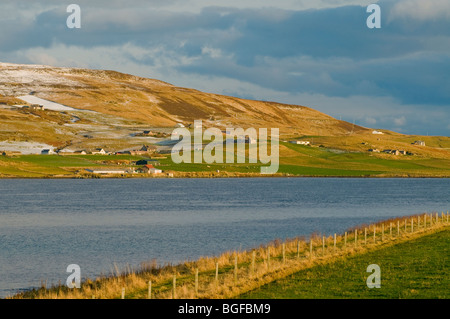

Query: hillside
[0,62,449,177]
[0,62,368,136]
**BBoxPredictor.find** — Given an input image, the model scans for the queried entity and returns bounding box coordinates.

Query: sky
[0,0,449,136]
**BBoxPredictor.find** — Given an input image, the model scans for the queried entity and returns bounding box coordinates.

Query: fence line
[163,211,449,299]
[31,211,449,299]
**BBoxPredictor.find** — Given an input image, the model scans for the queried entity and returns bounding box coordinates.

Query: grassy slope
[1,64,449,177]
[240,229,449,299]
[0,63,369,136]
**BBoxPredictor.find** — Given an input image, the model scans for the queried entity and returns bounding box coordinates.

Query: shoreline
[1,176,450,179]
[0,173,449,179]
[10,213,449,299]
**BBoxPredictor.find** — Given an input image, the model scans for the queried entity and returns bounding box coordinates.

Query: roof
[144,164,155,169]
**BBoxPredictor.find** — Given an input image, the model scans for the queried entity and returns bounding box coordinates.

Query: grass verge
[9,212,449,299]
[239,228,449,299]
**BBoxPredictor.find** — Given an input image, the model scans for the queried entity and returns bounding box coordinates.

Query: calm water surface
[0,178,449,298]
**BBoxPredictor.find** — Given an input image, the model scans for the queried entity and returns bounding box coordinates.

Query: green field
[240,229,449,299]
[0,140,449,177]
[0,154,147,177]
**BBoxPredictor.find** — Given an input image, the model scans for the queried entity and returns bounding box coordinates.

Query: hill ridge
[0,61,369,136]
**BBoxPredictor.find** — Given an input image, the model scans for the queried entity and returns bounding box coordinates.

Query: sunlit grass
[10,212,449,299]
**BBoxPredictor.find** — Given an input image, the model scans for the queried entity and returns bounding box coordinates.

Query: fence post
[334,233,337,252]
[344,232,347,248]
[373,226,376,243]
[215,262,219,285]
[411,218,414,233]
[381,224,384,241]
[148,281,152,299]
[297,241,300,259]
[309,240,313,259]
[397,220,400,236]
[364,228,367,245]
[195,268,199,297]
[355,230,357,246]
[121,287,125,299]
[234,255,238,284]
[322,236,325,256]
[390,223,392,237]
[405,219,407,232]
[424,214,427,228]
[172,275,176,299]
[282,243,286,264]
[251,251,256,276]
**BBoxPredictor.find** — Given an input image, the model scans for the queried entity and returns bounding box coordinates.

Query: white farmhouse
[289,140,310,145]
[92,148,107,155]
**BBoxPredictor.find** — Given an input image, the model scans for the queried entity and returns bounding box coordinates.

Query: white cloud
[365,117,377,125]
[4,41,449,135]
[390,0,450,21]
[393,116,406,126]
[3,0,376,16]
[1,0,448,136]
[201,46,222,59]
[154,0,377,13]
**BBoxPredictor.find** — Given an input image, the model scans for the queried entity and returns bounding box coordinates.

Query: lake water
[0,178,449,298]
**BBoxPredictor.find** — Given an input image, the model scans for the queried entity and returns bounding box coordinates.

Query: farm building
[30,104,44,111]
[382,149,407,156]
[41,149,56,155]
[289,140,310,145]
[138,164,162,174]
[135,159,160,166]
[92,148,107,155]
[413,141,426,146]
[85,168,130,175]
[129,145,157,155]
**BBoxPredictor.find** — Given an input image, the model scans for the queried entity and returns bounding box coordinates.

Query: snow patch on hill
[0,141,55,154]
[0,62,84,96]
[16,95,77,111]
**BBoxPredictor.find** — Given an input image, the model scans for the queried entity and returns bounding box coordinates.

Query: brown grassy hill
[0,94,28,106]
[1,62,449,163]
[0,62,368,136]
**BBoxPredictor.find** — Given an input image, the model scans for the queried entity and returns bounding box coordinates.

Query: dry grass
[2,64,450,166]
[10,211,449,299]
[1,63,371,136]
